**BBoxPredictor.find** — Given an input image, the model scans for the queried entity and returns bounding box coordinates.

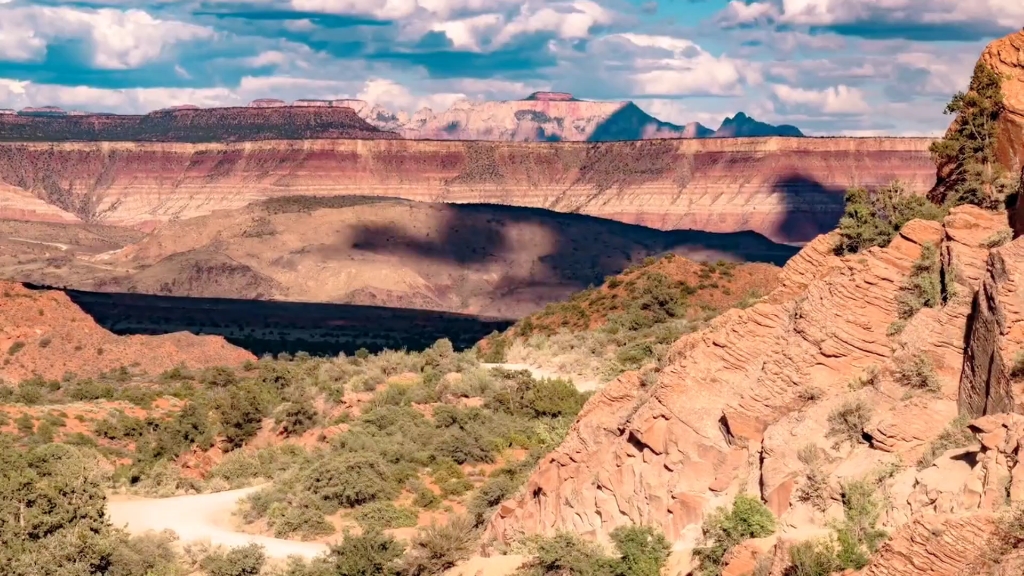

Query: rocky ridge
[332,94,801,142]
[0,137,935,245]
[484,203,1024,574]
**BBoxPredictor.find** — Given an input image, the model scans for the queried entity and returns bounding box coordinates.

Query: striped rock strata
[0,137,935,244]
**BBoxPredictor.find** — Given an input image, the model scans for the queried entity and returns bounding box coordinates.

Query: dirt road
[107,487,328,559]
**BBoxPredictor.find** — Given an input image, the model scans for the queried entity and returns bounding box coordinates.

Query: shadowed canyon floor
[0,137,936,244]
[0,197,796,319]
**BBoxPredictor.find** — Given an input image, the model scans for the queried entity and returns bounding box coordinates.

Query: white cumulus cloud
[0,6,213,69]
[771,84,870,115]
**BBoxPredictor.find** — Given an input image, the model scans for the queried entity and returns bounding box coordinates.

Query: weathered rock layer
[486,205,1009,556]
[0,137,935,244]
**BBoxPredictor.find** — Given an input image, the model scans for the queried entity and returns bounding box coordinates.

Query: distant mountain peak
[714,112,804,138]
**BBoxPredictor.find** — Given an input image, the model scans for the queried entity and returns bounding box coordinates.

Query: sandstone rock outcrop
[486,205,1006,555]
[857,513,1000,576]
[0,137,935,244]
[983,30,1024,179]
[0,280,254,381]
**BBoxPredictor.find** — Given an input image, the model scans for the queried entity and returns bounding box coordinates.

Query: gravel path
[107,487,329,559]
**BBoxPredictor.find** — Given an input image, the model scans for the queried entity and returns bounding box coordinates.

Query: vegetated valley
[3,29,1024,576]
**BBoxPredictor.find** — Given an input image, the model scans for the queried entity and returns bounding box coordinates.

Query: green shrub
[353,502,418,531]
[930,61,1015,209]
[826,400,872,449]
[320,530,405,576]
[917,415,974,470]
[402,515,478,576]
[896,243,942,319]
[478,332,510,363]
[64,379,117,402]
[15,413,35,435]
[7,341,26,356]
[693,495,777,576]
[413,485,442,509]
[267,497,334,540]
[300,453,397,511]
[517,531,616,576]
[833,184,946,256]
[834,480,888,569]
[610,525,672,576]
[216,382,271,450]
[277,390,319,437]
[200,543,266,576]
[200,366,239,388]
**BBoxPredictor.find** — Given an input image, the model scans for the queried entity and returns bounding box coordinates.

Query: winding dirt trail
[107,487,328,559]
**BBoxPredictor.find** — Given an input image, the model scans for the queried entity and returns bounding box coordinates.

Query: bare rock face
[0,138,935,245]
[486,205,1006,552]
[959,234,1024,417]
[857,513,1000,576]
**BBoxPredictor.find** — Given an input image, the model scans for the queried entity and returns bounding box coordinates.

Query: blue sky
[0,0,1020,135]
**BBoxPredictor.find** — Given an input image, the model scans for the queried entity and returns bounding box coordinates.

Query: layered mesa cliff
[0,106,396,143]
[0,137,935,244]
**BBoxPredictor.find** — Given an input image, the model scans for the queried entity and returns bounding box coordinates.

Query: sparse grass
[983,228,1013,248]
[1011,350,1024,381]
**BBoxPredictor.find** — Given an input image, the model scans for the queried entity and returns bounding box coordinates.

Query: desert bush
[403,515,479,576]
[896,243,942,319]
[787,539,842,576]
[200,543,266,576]
[833,183,946,256]
[693,495,777,576]
[826,400,872,449]
[848,365,881,391]
[7,340,26,355]
[216,382,272,450]
[64,378,117,401]
[610,525,672,576]
[795,444,830,513]
[319,530,406,576]
[833,480,888,570]
[93,412,147,442]
[412,484,442,509]
[300,453,398,512]
[516,531,616,576]
[267,496,334,540]
[277,389,319,437]
[478,331,510,363]
[893,352,940,393]
[353,501,418,532]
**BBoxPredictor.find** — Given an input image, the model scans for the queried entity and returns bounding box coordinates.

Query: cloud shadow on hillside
[29,285,512,357]
[347,202,800,299]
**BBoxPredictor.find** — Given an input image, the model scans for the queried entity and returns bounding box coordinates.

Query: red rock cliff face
[486,205,1007,551]
[0,137,935,244]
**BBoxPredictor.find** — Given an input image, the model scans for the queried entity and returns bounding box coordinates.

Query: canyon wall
[0,137,935,244]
